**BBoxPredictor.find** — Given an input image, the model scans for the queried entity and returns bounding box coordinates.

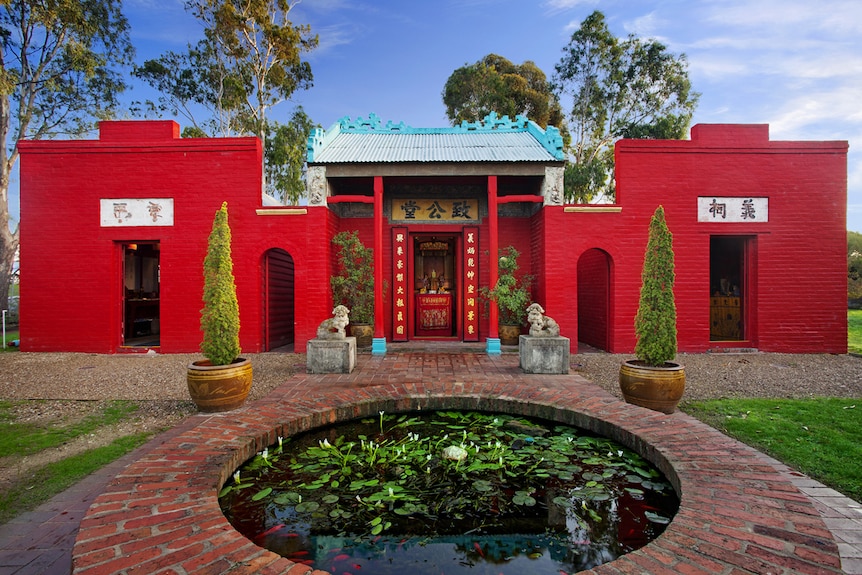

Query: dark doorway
[577,249,611,351]
[264,249,295,350]
[710,236,746,341]
[413,235,458,339]
[122,242,160,347]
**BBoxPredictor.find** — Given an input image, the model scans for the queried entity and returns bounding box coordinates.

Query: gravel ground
[1,349,859,404]
[0,349,859,489]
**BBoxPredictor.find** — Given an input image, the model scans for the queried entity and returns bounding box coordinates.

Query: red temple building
[17,115,848,355]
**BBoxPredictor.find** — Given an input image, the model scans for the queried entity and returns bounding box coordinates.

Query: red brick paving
[55,352,850,573]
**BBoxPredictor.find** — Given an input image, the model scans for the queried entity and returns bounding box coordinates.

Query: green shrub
[481,246,533,326]
[330,231,375,325]
[634,206,677,366]
[200,202,241,365]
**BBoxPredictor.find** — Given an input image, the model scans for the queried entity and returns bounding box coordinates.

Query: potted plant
[187,202,253,412]
[619,205,685,414]
[481,246,533,345]
[330,230,375,347]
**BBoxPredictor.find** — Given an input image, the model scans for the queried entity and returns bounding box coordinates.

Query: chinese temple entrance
[413,234,459,339]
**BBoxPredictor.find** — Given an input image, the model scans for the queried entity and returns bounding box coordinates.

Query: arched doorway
[577,248,612,351]
[263,248,295,351]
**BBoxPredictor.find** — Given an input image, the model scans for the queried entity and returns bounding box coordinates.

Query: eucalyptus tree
[264,107,316,205]
[134,0,318,203]
[0,0,133,312]
[442,54,567,137]
[553,10,698,203]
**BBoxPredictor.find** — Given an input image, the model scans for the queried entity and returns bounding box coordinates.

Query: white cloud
[543,0,599,13]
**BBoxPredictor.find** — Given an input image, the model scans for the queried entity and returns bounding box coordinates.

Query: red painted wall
[18,121,847,355]
[607,124,848,353]
[18,121,318,354]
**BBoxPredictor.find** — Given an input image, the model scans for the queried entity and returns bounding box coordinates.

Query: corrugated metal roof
[307,112,566,164]
[312,131,558,163]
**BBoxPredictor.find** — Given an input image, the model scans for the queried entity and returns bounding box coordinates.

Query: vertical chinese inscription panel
[392,227,409,341]
[463,226,480,341]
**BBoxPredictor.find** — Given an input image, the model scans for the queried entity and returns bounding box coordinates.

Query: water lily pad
[645,511,671,524]
[252,487,272,501]
[295,500,320,513]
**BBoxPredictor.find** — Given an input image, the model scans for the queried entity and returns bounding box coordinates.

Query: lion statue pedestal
[519,304,570,374]
[308,306,356,374]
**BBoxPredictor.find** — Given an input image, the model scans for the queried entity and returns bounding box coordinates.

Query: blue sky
[25,0,862,231]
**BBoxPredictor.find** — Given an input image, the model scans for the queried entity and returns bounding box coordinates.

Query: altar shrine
[17,115,848,355]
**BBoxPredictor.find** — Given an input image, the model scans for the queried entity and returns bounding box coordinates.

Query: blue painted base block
[486,337,501,355]
[372,337,387,355]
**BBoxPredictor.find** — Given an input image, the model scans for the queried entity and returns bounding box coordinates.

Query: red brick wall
[611,124,848,354]
[19,121,264,353]
[18,121,847,355]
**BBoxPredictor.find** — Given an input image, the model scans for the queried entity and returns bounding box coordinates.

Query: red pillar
[487,175,501,354]
[372,176,386,354]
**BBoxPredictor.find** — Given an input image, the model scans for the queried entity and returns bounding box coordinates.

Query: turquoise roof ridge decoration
[307,111,565,163]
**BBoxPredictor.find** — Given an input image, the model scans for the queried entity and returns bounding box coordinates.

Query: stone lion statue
[317,305,350,340]
[526,303,560,337]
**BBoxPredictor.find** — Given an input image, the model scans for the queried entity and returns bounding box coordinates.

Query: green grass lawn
[850,309,862,354]
[0,400,169,524]
[1,329,18,351]
[682,397,862,502]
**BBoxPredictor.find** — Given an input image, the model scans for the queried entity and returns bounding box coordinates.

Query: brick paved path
[2,351,860,574]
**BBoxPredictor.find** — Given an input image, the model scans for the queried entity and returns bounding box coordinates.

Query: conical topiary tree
[200,201,241,366]
[634,205,677,366]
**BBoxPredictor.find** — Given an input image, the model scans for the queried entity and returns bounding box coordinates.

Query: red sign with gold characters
[392,227,408,341]
[463,226,479,341]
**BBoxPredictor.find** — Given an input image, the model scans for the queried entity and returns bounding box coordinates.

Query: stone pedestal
[307,337,356,374]
[519,335,570,374]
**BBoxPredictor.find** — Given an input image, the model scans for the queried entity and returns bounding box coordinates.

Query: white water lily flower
[442,445,468,461]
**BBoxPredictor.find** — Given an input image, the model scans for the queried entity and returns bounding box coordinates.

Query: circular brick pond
[71,354,843,574]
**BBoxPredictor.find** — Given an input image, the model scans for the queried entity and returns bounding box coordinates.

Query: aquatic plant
[220,411,677,573]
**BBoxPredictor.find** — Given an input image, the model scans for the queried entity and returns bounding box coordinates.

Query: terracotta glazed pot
[187,357,253,413]
[619,360,686,414]
[499,324,521,346]
[349,323,374,348]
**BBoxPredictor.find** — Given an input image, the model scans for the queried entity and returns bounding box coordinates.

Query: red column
[372,176,386,354]
[487,175,500,353]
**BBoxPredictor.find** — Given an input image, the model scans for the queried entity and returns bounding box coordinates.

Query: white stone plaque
[697,197,768,223]
[100,198,174,227]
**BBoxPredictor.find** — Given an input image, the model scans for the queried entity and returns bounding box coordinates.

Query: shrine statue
[317,305,350,339]
[526,303,560,337]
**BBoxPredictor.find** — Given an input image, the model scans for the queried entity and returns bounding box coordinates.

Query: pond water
[219,411,679,574]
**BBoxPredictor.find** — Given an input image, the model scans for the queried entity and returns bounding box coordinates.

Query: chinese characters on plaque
[463,227,480,341]
[100,198,175,227]
[392,227,409,341]
[394,199,479,223]
[697,197,768,223]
